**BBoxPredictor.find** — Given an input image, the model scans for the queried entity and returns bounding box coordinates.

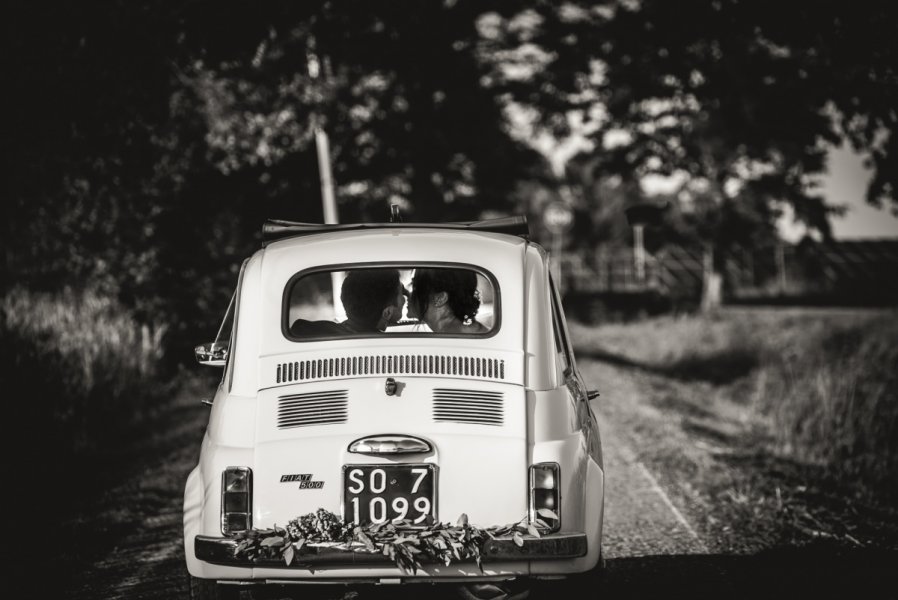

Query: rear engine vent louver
[277,354,505,383]
[277,390,348,429]
[433,388,504,426]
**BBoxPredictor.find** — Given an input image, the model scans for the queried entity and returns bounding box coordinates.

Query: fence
[560,239,898,307]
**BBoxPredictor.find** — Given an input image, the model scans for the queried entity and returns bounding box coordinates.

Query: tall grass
[756,316,898,491]
[569,308,898,495]
[1,286,168,454]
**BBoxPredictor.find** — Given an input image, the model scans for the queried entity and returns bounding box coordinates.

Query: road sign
[544,202,573,234]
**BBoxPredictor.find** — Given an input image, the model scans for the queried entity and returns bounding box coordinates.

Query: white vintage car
[184,215,604,599]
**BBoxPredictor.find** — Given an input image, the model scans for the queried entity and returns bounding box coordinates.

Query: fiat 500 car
[184,216,604,599]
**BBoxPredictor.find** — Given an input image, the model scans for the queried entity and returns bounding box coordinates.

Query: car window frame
[223,258,248,392]
[281,261,501,342]
[548,274,575,377]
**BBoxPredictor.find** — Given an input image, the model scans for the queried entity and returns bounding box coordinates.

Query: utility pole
[308,42,343,317]
[308,43,338,226]
[315,127,338,225]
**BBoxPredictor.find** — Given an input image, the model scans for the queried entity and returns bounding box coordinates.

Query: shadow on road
[188,544,898,600]
[575,346,758,385]
[590,544,898,600]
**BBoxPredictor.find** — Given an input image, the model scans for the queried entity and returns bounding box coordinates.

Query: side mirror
[195,341,229,367]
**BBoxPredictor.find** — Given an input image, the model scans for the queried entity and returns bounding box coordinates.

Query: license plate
[343,465,436,525]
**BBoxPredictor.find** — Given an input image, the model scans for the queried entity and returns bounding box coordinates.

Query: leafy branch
[232,508,559,574]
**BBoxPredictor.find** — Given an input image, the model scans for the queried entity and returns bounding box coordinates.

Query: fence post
[597,245,610,292]
[656,248,669,295]
[776,243,787,293]
[633,223,646,284]
[744,246,754,287]
[701,244,722,311]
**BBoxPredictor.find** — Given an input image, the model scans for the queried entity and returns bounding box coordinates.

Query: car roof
[261,215,530,246]
[260,226,530,268]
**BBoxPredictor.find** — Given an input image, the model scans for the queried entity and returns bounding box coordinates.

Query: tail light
[221,467,252,535]
[529,463,560,532]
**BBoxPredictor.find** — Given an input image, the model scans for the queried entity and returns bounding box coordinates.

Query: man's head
[340,269,406,331]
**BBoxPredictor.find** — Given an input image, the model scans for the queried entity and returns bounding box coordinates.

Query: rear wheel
[188,575,241,600]
[455,579,532,600]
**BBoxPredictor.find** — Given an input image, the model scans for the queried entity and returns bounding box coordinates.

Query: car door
[549,275,601,465]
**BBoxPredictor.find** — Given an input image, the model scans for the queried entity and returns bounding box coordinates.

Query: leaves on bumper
[231,508,550,573]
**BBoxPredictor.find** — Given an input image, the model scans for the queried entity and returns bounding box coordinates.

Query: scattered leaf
[536,508,559,520]
[261,536,284,547]
[513,532,524,547]
[357,531,376,552]
[451,542,462,560]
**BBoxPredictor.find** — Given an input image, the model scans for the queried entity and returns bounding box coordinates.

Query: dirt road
[56,359,895,600]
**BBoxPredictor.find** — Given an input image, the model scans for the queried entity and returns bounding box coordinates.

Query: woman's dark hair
[410,268,481,323]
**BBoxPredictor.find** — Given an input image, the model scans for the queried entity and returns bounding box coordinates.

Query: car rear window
[284,265,498,341]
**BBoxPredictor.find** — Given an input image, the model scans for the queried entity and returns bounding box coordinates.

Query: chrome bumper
[195,533,587,568]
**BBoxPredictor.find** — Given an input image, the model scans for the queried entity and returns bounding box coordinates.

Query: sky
[813,145,898,240]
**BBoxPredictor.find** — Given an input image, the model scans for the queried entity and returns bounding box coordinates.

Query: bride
[407,268,488,334]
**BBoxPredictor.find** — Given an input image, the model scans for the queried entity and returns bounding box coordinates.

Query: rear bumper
[195,532,587,568]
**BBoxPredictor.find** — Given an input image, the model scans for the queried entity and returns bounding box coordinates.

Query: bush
[1,286,169,454]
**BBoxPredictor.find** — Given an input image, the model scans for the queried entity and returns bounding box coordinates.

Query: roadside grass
[1,286,173,455]
[757,316,898,494]
[571,306,898,553]
[569,307,898,498]
[1,286,220,596]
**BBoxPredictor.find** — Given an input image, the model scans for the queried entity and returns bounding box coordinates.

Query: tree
[11,0,896,335]
[177,0,546,222]
[6,1,551,361]
[476,0,898,305]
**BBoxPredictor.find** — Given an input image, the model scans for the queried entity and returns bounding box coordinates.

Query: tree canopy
[7,0,897,356]
[481,0,897,247]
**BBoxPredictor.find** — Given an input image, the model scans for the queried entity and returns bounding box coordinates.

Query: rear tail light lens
[221,467,252,535]
[224,513,248,532]
[530,463,560,532]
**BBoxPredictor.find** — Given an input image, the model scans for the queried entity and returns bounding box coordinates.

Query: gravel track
[58,361,896,600]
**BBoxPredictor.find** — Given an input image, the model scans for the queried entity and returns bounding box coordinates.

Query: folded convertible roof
[262,215,530,245]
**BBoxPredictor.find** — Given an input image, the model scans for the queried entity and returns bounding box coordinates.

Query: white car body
[184,218,604,595]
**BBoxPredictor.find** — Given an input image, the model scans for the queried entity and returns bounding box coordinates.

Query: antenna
[390,204,403,223]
